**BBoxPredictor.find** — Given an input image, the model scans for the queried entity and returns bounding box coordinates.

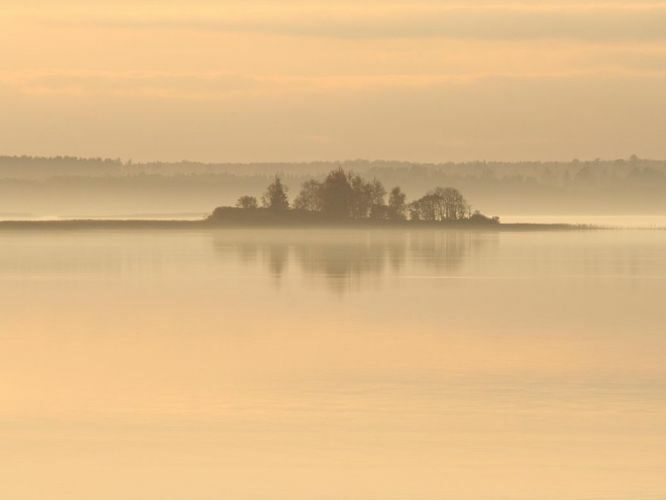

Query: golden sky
[1,0,666,161]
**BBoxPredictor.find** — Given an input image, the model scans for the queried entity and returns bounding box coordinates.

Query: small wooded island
[209,167,499,226]
[0,166,585,230]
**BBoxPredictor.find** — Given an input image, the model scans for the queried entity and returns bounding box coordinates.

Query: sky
[1,0,666,162]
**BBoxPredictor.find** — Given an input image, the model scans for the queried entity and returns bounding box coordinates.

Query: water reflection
[2,228,666,500]
[212,229,492,293]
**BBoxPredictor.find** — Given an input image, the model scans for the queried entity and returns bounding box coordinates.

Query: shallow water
[3,213,666,229]
[501,214,666,228]
[1,228,665,500]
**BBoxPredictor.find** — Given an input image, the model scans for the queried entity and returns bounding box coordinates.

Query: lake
[1,227,665,500]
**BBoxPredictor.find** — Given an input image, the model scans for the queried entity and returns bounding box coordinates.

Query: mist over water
[5,0,666,495]
[1,227,665,500]
[500,214,666,228]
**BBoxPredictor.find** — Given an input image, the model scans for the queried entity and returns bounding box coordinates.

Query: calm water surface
[1,228,665,500]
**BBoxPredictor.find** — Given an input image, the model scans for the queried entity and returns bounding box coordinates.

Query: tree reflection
[212,229,491,293]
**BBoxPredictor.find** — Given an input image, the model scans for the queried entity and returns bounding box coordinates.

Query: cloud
[3,71,666,162]
[3,0,666,161]
[3,67,666,101]
[67,3,666,42]
[0,72,261,99]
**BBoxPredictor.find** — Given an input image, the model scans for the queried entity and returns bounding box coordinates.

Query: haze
[3,228,666,500]
[2,0,666,162]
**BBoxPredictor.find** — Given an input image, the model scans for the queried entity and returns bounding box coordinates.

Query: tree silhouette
[262,176,289,211]
[438,187,469,220]
[349,174,372,218]
[409,187,469,221]
[368,179,387,219]
[236,195,258,209]
[320,168,354,218]
[388,186,407,220]
[293,179,323,211]
[221,169,490,224]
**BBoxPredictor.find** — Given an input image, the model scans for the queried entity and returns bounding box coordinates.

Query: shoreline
[0,218,599,231]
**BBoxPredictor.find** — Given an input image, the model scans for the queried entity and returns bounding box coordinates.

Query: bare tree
[236,195,258,209]
[409,187,469,221]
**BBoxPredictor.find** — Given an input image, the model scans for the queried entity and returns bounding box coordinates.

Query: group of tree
[408,187,470,221]
[233,167,487,223]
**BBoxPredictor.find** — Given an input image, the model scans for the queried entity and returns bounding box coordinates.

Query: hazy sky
[1,0,666,162]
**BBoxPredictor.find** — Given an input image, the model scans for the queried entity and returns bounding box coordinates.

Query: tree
[320,167,354,218]
[408,187,469,221]
[388,186,407,220]
[433,187,469,220]
[409,205,421,221]
[293,179,323,211]
[409,193,439,221]
[349,174,372,219]
[236,195,258,209]
[369,179,386,207]
[347,175,386,219]
[220,169,480,224]
[469,210,500,224]
[368,179,387,219]
[262,176,289,211]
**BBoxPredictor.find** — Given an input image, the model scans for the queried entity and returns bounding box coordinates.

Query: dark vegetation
[209,168,499,225]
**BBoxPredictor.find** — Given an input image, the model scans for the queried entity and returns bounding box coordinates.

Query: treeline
[0,156,123,178]
[227,168,496,223]
[2,155,666,216]
[3,155,666,185]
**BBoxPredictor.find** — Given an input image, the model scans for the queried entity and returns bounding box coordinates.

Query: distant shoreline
[0,218,597,231]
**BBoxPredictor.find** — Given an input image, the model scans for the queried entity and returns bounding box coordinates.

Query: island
[0,167,585,230]
[208,167,500,226]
